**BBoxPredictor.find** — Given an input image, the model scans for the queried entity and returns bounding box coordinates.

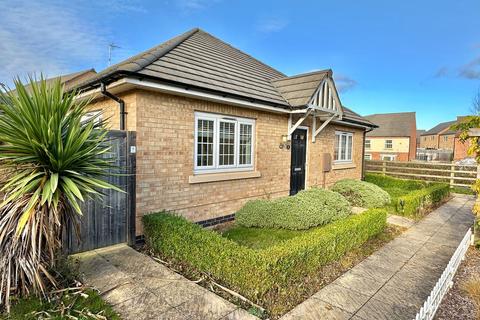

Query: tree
[0,77,121,311]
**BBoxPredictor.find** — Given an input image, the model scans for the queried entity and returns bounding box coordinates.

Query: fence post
[450,164,455,187]
[382,161,387,176]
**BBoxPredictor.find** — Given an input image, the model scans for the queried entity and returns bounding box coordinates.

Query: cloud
[459,57,480,79]
[175,0,221,12]
[0,0,108,84]
[257,18,289,33]
[334,74,358,92]
[91,0,147,13]
[434,66,449,78]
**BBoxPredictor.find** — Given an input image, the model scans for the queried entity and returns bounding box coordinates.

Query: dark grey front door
[290,129,307,195]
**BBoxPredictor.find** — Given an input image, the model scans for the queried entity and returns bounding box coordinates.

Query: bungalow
[364,112,417,161]
[75,28,375,235]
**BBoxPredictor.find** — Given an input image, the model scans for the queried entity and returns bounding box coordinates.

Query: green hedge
[331,179,391,208]
[395,183,450,218]
[364,173,426,190]
[235,188,351,230]
[143,208,387,301]
[365,173,450,218]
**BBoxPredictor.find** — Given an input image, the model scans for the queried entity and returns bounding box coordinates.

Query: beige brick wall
[86,90,137,131]
[420,134,438,149]
[89,89,366,235]
[438,134,455,150]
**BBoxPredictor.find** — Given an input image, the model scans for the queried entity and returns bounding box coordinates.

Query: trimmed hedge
[143,208,387,300]
[365,173,450,218]
[331,179,391,208]
[396,183,450,218]
[235,188,351,230]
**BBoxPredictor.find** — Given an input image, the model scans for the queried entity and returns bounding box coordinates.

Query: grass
[1,288,120,320]
[451,186,475,195]
[222,225,308,249]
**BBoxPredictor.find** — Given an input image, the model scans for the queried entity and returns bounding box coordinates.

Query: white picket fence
[414,228,473,320]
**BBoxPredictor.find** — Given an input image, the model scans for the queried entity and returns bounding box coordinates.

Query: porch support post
[288,109,312,138]
[312,114,317,142]
[312,114,336,143]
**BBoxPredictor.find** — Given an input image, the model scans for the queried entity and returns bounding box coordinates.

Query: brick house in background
[73,28,376,235]
[418,117,470,161]
[363,112,417,161]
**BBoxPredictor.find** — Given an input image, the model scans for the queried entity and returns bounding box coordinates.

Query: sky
[0,0,479,130]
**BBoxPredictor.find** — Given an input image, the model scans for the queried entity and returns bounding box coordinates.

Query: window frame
[194,112,255,174]
[385,139,393,149]
[334,131,353,163]
[365,139,371,149]
[364,154,372,160]
[381,154,396,161]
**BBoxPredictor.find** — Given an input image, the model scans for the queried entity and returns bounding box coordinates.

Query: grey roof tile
[365,112,416,137]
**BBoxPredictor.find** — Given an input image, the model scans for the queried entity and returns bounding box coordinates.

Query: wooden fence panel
[365,160,477,187]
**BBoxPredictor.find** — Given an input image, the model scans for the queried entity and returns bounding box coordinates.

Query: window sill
[189,171,261,184]
[333,163,356,170]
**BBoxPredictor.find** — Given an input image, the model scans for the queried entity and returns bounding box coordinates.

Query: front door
[290,128,307,195]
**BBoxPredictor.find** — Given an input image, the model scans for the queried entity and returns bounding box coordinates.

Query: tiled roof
[77,28,373,127]
[365,112,416,137]
[423,120,456,136]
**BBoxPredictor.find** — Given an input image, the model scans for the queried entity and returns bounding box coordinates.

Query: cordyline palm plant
[0,77,121,312]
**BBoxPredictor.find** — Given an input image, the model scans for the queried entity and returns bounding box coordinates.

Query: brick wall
[420,134,438,149]
[88,89,366,235]
[438,134,455,150]
[366,152,409,161]
[454,137,471,160]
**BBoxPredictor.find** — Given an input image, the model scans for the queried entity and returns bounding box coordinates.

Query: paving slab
[280,195,474,320]
[73,244,258,320]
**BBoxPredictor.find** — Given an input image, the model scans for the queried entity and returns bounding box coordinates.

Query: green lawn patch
[222,226,305,250]
[365,173,450,219]
[451,186,475,195]
[1,288,120,320]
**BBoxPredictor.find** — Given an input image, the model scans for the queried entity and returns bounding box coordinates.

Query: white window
[365,139,371,149]
[194,112,255,173]
[81,110,102,125]
[381,155,396,161]
[364,154,372,160]
[334,131,353,162]
[385,139,393,149]
[443,135,448,142]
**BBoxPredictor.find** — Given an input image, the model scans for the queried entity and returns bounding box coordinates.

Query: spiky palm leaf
[0,77,121,312]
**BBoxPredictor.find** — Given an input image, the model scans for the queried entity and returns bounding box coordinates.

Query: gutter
[100,82,126,130]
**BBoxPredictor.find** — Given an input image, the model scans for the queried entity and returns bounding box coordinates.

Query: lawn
[221,225,308,249]
[1,288,120,320]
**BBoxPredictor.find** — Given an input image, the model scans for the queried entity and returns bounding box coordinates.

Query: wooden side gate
[65,130,136,254]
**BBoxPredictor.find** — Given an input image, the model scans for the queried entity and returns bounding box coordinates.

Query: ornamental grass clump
[0,77,121,312]
[236,188,351,230]
[331,179,391,208]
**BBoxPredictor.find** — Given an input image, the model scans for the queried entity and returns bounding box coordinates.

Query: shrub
[395,183,450,218]
[364,173,426,191]
[331,179,391,208]
[143,208,387,301]
[235,188,351,230]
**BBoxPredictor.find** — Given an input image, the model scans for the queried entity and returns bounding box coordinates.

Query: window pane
[334,134,339,160]
[239,123,252,165]
[197,119,214,167]
[347,135,352,160]
[341,134,347,160]
[219,121,235,166]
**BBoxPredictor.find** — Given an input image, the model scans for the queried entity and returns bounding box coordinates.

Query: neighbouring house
[363,112,417,161]
[416,130,426,148]
[21,68,97,92]
[74,28,376,236]
[417,117,470,161]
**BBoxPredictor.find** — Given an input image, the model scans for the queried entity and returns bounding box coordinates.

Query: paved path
[281,194,475,320]
[73,244,257,320]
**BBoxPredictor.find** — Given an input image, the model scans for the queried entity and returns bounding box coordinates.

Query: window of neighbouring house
[431,136,435,140]
[365,139,371,149]
[334,131,353,162]
[443,136,448,142]
[364,154,372,160]
[381,154,396,161]
[194,112,255,173]
[385,139,393,149]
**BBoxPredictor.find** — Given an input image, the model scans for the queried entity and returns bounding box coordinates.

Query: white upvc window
[194,112,255,174]
[385,139,393,149]
[334,131,353,163]
[364,154,372,160]
[381,154,396,161]
[365,139,371,149]
[81,110,102,125]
